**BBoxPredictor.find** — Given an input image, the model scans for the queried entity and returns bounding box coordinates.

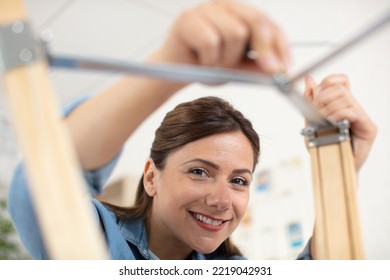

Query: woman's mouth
[189,211,227,231]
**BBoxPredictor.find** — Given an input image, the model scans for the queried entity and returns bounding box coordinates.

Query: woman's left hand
[304,74,377,173]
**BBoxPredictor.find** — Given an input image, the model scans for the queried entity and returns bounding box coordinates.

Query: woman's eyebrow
[182,158,219,169]
[232,168,253,176]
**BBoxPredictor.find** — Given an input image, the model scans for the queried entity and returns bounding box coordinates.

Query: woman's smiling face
[144,131,254,259]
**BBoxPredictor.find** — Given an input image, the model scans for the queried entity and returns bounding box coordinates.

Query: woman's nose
[205,182,231,211]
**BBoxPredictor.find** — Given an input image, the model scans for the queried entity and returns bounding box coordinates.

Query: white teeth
[193,213,223,226]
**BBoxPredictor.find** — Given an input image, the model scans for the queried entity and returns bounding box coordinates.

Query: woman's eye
[230,177,249,186]
[189,168,209,177]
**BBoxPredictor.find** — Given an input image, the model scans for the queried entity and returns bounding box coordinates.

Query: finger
[324,108,359,124]
[250,17,285,73]
[313,84,349,107]
[317,74,350,91]
[177,9,221,66]
[273,25,292,72]
[301,75,318,129]
[314,85,361,123]
[317,97,356,121]
[313,84,357,113]
[253,21,282,73]
[304,75,317,101]
[219,0,290,73]
[199,4,249,67]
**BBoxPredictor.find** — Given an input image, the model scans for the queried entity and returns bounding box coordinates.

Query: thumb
[303,75,317,130]
[303,75,317,101]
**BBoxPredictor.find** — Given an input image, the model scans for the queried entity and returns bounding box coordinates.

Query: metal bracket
[0,21,41,72]
[273,74,292,94]
[301,119,350,147]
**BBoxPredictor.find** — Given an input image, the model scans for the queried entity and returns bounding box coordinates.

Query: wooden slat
[310,140,364,259]
[1,0,108,259]
[0,0,26,23]
[340,141,365,259]
[309,147,327,259]
[319,144,351,259]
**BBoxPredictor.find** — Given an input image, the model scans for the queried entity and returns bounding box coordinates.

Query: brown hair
[103,96,260,258]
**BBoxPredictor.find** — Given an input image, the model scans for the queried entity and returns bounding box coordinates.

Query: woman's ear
[143,159,158,197]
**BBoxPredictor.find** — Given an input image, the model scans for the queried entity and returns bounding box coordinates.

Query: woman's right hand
[150,0,291,75]
[66,0,293,170]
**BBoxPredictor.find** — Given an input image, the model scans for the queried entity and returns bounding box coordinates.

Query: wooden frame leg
[310,141,364,259]
[1,0,108,259]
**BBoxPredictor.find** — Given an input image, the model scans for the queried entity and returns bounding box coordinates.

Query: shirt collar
[118,218,159,259]
[118,218,210,260]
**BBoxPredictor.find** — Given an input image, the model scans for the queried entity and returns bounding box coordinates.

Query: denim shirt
[7,94,311,260]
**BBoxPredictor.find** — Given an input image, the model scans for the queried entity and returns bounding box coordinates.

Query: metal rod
[289,7,390,83]
[285,86,334,128]
[48,55,275,86]
[48,54,331,129]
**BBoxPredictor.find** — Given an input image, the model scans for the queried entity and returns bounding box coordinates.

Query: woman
[8,0,376,259]
[102,96,260,259]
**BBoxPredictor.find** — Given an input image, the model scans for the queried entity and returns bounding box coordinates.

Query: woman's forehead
[166,132,255,168]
